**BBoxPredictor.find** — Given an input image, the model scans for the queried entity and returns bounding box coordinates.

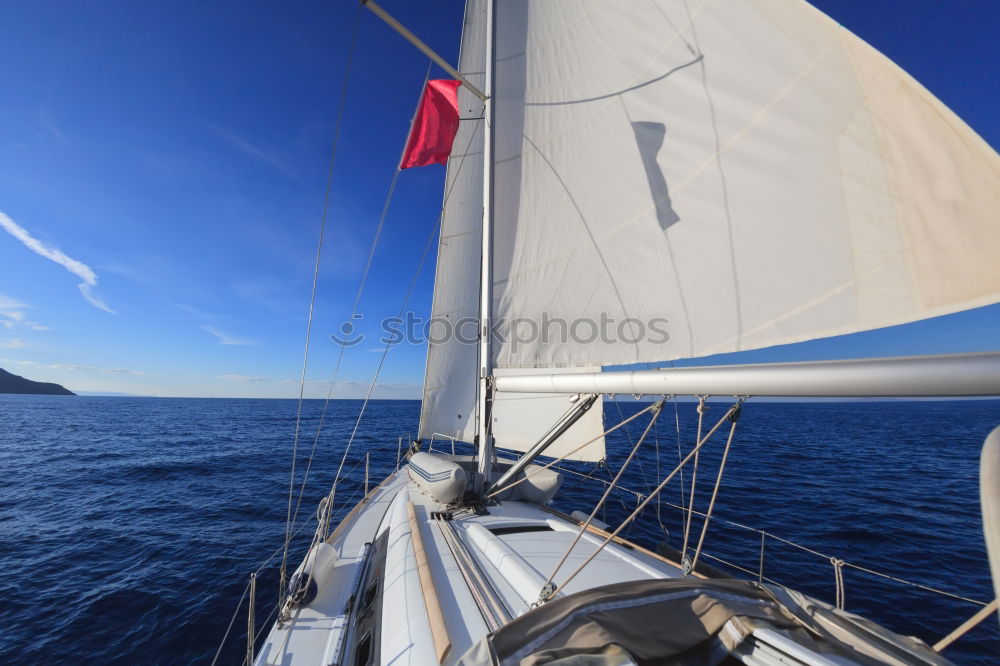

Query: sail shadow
[631,121,680,231]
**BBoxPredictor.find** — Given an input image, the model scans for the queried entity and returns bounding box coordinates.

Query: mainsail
[420,0,1000,454]
[490,0,1000,368]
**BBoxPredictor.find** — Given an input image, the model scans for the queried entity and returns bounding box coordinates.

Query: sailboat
[251,0,1000,664]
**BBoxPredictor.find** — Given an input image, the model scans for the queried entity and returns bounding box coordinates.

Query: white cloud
[173,303,215,319]
[0,294,28,322]
[78,284,115,314]
[0,211,115,314]
[212,126,297,178]
[38,107,67,143]
[0,338,26,348]
[48,363,151,376]
[0,293,48,331]
[218,374,269,382]
[0,357,38,365]
[203,325,259,346]
[276,378,421,399]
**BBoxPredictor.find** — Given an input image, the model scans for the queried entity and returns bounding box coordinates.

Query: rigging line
[315,454,370,543]
[547,401,740,601]
[253,602,280,647]
[670,367,686,518]
[542,461,989,607]
[325,106,487,506]
[689,400,743,571]
[699,551,782,585]
[253,514,319,580]
[613,397,654,505]
[680,395,707,563]
[542,401,665,593]
[210,580,251,666]
[754,530,990,607]
[486,400,662,499]
[598,447,631,513]
[280,3,363,600]
[548,459,995,609]
[287,62,433,542]
[561,458,606,494]
[649,394,672,538]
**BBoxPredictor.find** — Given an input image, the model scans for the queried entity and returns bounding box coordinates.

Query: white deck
[257,467,691,665]
[256,463,948,666]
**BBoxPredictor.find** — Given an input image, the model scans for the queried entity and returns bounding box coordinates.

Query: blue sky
[0,1,997,398]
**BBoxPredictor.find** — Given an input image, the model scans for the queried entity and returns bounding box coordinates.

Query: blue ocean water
[0,395,997,664]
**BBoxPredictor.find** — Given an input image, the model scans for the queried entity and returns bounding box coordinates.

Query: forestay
[490,0,1000,369]
[418,0,605,461]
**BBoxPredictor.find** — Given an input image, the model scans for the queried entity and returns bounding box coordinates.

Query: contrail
[0,210,115,314]
[203,325,258,346]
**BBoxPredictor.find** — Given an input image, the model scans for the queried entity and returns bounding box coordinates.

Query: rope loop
[830,557,846,609]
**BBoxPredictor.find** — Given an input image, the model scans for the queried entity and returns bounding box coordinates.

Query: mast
[475,0,497,493]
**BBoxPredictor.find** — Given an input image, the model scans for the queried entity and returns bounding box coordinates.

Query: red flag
[400,79,462,169]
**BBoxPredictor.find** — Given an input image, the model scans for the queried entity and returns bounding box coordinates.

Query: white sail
[491,368,605,462]
[490,0,1000,369]
[417,0,485,447]
[417,0,606,460]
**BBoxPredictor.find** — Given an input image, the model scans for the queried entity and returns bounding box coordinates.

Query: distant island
[0,368,75,395]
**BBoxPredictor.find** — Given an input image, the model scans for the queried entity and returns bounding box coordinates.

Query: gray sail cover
[456,578,949,666]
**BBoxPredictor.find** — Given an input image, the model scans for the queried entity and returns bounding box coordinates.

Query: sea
[0,395,997,664]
